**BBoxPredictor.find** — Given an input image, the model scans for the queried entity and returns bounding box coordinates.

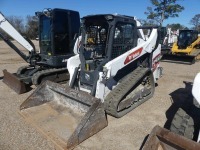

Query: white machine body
[68,25,162,101]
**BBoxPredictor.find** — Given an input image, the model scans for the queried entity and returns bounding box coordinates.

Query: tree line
[144,0,200,32]
[1,15,38,40]
[1,0,200,41]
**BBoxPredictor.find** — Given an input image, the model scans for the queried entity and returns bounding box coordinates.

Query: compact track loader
[162,30,200,64]
[0,8,80,94]
[20,14,162,149]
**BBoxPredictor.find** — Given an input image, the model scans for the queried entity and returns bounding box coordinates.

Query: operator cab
[79,14,138,95]
[80,14,138,71]
[36,8,80,67]
[38,8,80,56]
[178,30,198,49]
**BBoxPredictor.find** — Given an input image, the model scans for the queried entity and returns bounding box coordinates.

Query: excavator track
[16,65,36,75]
[104,67,155,118]
[16,66,30,75]
[32,68,69,85]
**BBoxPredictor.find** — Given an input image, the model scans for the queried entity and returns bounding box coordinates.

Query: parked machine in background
[142,72,200,150]
[161,28,178,48]
[160,27,178,55]
[162,30,200,64]
[0,8,80,94]
[19,14,162,149]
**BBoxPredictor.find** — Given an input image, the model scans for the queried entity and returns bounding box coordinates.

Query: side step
[3,69,31,94]
[142,125,200,150]
[20,81,108,150]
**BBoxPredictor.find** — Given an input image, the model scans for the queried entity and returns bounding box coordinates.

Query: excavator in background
[162,29,200,64]
[0,8,80,94]
[19,14,162,149]
[142,72,200,150]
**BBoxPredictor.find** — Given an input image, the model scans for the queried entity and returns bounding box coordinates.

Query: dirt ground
[0,40,199,150]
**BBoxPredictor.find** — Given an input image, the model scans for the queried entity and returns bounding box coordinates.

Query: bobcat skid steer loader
[20,14,162,149]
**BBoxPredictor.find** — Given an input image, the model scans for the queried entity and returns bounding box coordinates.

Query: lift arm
[0,12,35,62]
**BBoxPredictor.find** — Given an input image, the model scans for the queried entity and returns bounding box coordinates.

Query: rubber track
[104,67,154,118]
[170,108,194,140]
[32,68,68,85]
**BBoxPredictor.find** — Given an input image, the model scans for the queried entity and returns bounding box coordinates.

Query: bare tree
[7,16,25,34]
[0,15,39,40]
[190,14,200,32]
[25,15,39,39]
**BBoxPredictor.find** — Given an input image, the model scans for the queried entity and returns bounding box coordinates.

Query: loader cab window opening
[82,24,108,60]
[111,23,136,59]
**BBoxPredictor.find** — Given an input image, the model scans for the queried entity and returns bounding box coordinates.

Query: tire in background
[170,108,194,140]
